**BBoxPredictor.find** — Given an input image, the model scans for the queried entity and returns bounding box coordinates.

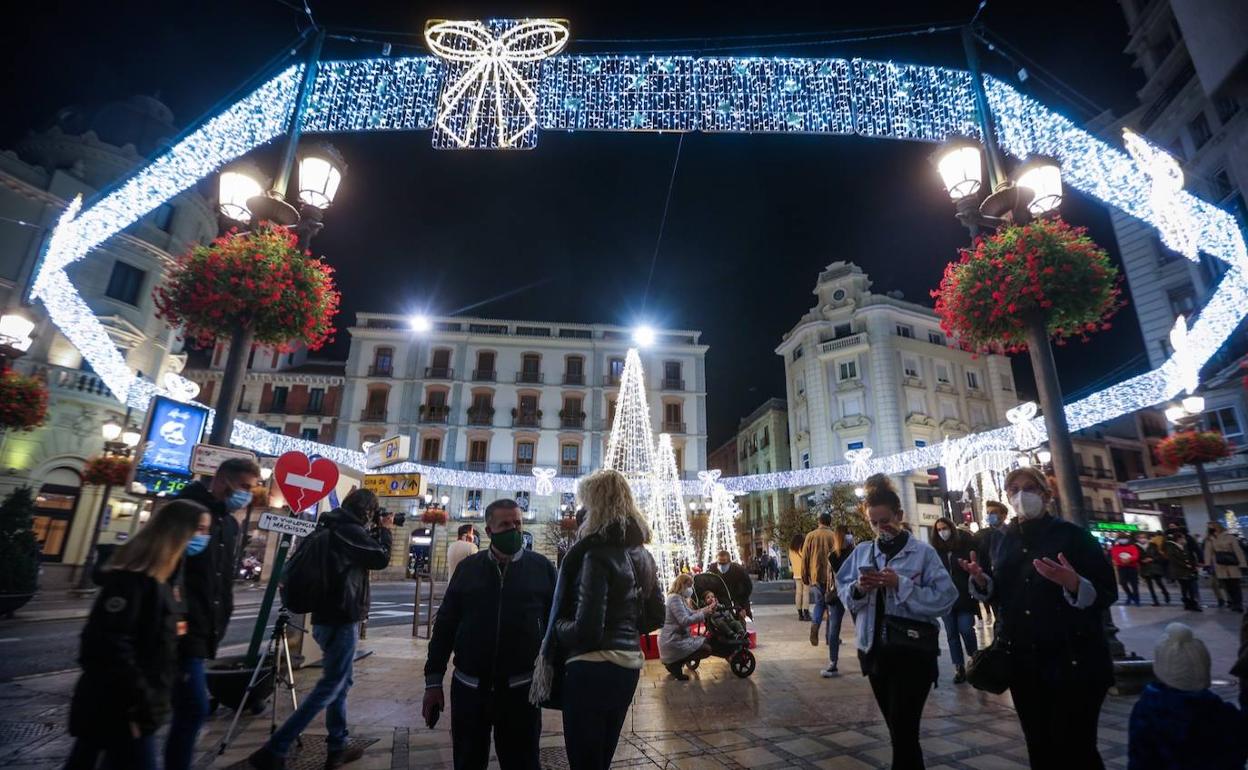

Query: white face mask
[717,562,730,573]
[681,587,693,598]
[1009,491,1046,520]
[938,529,952,541]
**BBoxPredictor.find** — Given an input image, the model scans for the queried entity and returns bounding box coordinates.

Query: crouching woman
[658,573,717,680]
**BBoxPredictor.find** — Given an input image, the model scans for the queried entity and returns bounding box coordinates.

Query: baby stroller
[689,575,757,678]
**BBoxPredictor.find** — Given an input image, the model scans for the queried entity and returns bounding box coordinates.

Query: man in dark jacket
[165,457,259,770]
[250,489,393,770]
[422,499,556,770]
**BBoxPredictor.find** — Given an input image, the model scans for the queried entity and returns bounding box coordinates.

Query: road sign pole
[246,531,292,666]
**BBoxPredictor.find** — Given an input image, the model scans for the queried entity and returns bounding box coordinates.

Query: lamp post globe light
[216,164,266,223]
[0,309,36,371]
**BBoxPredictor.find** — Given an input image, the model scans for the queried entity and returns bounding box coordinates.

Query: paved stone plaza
[1,599,1241,769]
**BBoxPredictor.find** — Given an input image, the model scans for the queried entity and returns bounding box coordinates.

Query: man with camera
[249,489,393,770]
[422,499,556,769]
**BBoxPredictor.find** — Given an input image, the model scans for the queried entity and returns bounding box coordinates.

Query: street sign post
[258,511,317,538]
[191,444,258,477]
[363,472,423,498]
[365,435,411,469]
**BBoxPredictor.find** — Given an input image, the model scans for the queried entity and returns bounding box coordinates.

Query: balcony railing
[560,414,585,429]
[515,460,535,474]
[367,365,392,377]
[563,372,586,386]
[238,401,254,413]
[472,369,496,382]
[467,408,495,426]
[425,366,454,379]
[420,405,450,424]
[513,412,541,428]
[516,371,544,384]
[27,364,114,402]
[818,333,866,355]
[360,408,387,422]
[559,464,587,477]
[662,421,686,433]
[661,378,684,391]
[464,461,490,472]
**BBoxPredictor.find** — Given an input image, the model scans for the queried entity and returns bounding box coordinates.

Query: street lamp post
[1165,396,1219,520]
[76,412,141,589]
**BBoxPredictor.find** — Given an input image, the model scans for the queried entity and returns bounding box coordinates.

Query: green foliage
[0,488,39,594]
[812,485,874,545]
[774,504,816,555]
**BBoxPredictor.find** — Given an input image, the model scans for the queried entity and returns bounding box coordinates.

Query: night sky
[0,1,1150,446]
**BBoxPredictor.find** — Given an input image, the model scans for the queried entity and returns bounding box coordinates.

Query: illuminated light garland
[1166,315,1198,395]
[702,483,741,567]
[650,434,697,585]
[425,18,569,149]
[303,57,442,133]
[603,348,656,483]
[697,469,721,498]
[941,433,1020,498]
[843,447,874,482]
[1005,401,1046,451]
[698,57,853,134]
[1123,129,1201,260]
[28,36,1248,497]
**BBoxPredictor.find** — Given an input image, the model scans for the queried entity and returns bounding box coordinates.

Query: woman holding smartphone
[836,475,956,770]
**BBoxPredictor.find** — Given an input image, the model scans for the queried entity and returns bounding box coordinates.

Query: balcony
[360,408,387,422]
[466,407,495,426]
[464,461,490,472]
[367,365,393,377]
[25,364,114,405]
[472,369,497,382]
[515,371,544,384]
[560,412,586,429]
[661,378,684,391]
[559,464,587,477]
[304,404,324,415]
[515,460,535,475]
[603,374,623,386]
[425,367,454,379]
[563,372,586,386]
[238,401,254,413]
[512,411,542,428]
[662,421,686,434]
[419,404,450,424]
[1077,466,1116,480]
[817,332,867,358]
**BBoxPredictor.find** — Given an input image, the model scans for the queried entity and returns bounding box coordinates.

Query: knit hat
[1153,623,1211,692]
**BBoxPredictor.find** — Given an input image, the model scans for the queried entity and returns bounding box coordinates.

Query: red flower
[0,371,49,431]
[1155,431,1231,467]
[83,455,133,487]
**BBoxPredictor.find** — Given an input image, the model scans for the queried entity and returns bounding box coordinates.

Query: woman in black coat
[66,501,208,770]
[930,517,979,684]
[960,467,1117,769]
[550,470,662,770]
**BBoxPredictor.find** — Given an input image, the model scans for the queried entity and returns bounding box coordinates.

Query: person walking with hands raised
[836,475,957,770]
[959,466,1117,770]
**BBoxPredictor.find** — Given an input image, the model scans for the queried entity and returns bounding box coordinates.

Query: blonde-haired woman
[537,469,663,769]
[67,500,209,770]
[658,573,717,680]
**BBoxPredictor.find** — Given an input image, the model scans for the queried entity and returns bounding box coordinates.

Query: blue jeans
[811,585,847,665]
[942,610,978,668]
[268,623,358,757]
[165,656,209,770]
[68,733,157,770]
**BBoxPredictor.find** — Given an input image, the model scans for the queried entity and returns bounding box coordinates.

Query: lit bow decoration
[162,372,200,402]
[1123,129,1200,261]
[697,469,721,498]
[843,447,873,482]
[531,467,557,496]
[1006,401,1045,451]
[1168,314,1199,395]
[425,19,569,148]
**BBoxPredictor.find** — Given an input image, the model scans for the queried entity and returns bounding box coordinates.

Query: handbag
[966,638,1012,694]
[630,553,665,634]
[1215,550,1240,567]
[879,614,940,656]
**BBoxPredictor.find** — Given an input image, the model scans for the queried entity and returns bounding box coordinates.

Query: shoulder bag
[874,543,940,657]
[966,637,1012,694]
[1215,550,1240,567]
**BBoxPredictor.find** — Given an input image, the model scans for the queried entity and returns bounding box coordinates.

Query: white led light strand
[702,483,741,567]
[303,57,442,133]
[603,348,656,483]
[650,434,697,586]
[1005,401,1045,451]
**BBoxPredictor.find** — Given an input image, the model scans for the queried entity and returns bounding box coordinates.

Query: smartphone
[858,566,879,576]
[426,703,442,729]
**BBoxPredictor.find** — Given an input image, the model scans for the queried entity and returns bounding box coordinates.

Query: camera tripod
[217,608,303,756]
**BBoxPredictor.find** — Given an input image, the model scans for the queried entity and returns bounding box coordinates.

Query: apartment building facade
[735,398,791,555]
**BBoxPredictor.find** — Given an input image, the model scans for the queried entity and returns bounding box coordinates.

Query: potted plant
[0,370,49,433]
[83,456,134,487]
[0,488,39,617]
[1155,430,1232,467]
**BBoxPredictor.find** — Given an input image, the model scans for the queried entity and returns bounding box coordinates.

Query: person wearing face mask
[658,573,716,680]
[836,475,957,770]
[959,466,1117,769]
[165,457,260,770]
[424,499,556,770]
[1140,531,1171,606]
[697,549,754,621]
[973,501,1008,626]
[1203,521,1246,613]
[929,517,979,684]
[1110,533,1143,606]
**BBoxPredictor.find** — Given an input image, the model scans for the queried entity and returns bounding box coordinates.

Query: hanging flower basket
[1155,431,1231,467]
[83,456,133,487]
[931,217,1123,354]
[153,222,341,352]
[0,371,48,432]
[421,509,449,525]
[688,512,709,534]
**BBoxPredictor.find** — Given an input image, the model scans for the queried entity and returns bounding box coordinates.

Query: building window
[364,387,388,418]
[792,346,803,361]
[847,441,865,451]
[308,388,325,413]
[673,446,684,472]
[421,436,441,462]
[903,357,920,378]
[838,360,857,381]
[935,363,951,384]
[429,348,452,377]
[1212,169,1235,201]
[940,399,958,420]
[801,451,810,469]
[475,351,496,380]
[1168,286,1197,319]
[663,361,682,389]
[999,373,1013,391]
[516,441,535,468]
[970,403,988,427]
[915,485,942,505]
[520,353,542,381]
[105,261,146,305]
[965,370,980,390]
[515,491,532,516]
[834,323,852,339]
[663,402,683,430]
[1188,113,1212,149]
[895,324,914,339]
[608,357,625,383]
[1206,407,1244,446]
[468,440,488,466]
[561,443,580,472]
[271,386,288,412]
[1216,98,1240,125]
[465,489,482,513]
[372,347,393,376]
[300,427,319,442]
[907,392,926,416]
[928,331,946,346]
[565,356,585,384]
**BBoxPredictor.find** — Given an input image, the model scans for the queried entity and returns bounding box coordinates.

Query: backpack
[279,528,334,614]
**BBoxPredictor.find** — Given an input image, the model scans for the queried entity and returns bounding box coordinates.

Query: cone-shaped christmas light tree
[650,434,696,586]
[702,484,741,568]
[604,348,655,483]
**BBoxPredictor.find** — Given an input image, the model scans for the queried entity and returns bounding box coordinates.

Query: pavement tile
[724,746,782,765]
[773,736,829,757]
[824,730,879,748]
[961,755,1031,769]
[813,757,877,770]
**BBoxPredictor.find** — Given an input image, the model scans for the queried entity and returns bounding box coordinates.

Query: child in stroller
[686,591,757,678]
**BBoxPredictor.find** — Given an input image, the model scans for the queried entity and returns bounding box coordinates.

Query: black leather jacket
[172,481,238,659]
[555,519,660,659]
[310,508,393,626]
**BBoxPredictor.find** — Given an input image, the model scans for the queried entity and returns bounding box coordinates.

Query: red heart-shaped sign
[273,452,340,514]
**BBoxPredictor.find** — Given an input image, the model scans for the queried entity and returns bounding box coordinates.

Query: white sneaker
[821,664,839,678]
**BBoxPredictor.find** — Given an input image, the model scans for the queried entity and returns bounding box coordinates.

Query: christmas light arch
[31,18,1247,496]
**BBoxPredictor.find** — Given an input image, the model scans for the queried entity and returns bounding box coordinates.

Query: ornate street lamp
[217,164,266,223]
